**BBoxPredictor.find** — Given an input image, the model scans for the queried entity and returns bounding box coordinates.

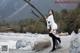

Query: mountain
[0,0,78,22]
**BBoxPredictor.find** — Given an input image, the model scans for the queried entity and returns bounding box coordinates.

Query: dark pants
[49,33,61,50]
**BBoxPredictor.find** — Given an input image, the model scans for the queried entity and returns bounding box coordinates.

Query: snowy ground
[0,32,79,53]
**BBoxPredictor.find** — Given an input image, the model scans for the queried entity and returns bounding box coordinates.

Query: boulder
[78,29,80,33]
[16,40,27,49]
[59,32,68,36]
[0,42,9,53]
[16,35,51,51]
[69,32,80,53]
[31,35,51,51]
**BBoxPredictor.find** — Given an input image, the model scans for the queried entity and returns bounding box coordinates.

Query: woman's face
[48,10,52,15]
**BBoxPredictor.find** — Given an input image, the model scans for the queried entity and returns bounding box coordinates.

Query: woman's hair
[48,9,54,15]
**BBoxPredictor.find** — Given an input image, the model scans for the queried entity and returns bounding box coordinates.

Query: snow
[0,32,80,53]
[0,32,50,50]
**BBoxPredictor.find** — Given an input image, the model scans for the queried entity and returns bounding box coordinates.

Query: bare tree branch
[24,0,46,25]
[24,0,44,18]
[32,10,40,18]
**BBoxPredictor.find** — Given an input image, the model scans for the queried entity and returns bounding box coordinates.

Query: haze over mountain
[0,0,78,22]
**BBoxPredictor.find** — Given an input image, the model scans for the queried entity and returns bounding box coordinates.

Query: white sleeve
[46,17,51,29]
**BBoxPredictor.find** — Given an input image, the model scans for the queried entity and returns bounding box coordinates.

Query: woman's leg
[55,36,61,43]
[49,33,61,43]
[51,36,56,51]
[49,33,56,51]
[52,30,61,43]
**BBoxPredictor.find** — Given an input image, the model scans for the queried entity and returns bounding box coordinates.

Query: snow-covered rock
[0,42,9,53]
[69,32,80,53]
[32,35,51,51]
[16,40,27,49]
[15,34,51,51]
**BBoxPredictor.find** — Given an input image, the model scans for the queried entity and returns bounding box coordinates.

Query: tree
[60,8,80,34]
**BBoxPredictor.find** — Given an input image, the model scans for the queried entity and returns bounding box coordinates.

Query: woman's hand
[48,26,51,32]
[48,29,51,32]
[45,16,47,19]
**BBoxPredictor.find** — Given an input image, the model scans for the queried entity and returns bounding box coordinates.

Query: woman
[45,9,61,52]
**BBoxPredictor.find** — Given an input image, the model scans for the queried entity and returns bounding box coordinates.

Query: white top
[46,15,58,33]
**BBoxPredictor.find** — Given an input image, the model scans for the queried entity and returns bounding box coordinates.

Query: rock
[31,35,51,51]
[16,35,51,51]
[59,32,68,36]
[16,40,27,49]
[69,32,80,53]
[78,29,80,33]
[0,42,9,53]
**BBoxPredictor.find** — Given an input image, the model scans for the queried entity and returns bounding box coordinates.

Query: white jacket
[46,15,58,34]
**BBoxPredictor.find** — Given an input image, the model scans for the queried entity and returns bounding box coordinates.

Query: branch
[24,0,46,25]
[24,0,44,19]
[32,10,40,18]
